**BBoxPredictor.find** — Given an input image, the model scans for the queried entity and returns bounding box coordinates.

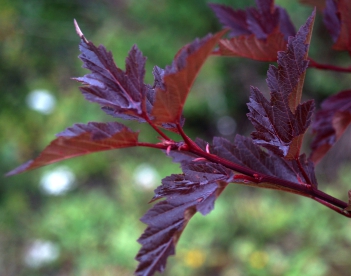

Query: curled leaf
[323,0,351,54]
[310,90,351,164]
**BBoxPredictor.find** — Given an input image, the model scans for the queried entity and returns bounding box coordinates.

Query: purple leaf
[323,0,341,43]
[311,90,351,164]
[323,0,351,54]
[210,0,295,40]
[209,3,251,37]
[136,200,194,276]
[212,135,317,186]
[210,0,296,61]
[73,21,180,132]
[217,29,287,61]
[246,0,280,40]
[247,11,315,159]
[278,7,296,40]
[74,34,147,119]
[136,161,231,275]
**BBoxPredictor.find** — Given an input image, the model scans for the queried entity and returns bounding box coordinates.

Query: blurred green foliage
[1,0,351,275]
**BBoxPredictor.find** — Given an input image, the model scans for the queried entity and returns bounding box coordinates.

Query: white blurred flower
[24,240,59,268]
[26,89,56,114]
[40,166,75,195]
[217,115,237,136]
[133,164,160,190]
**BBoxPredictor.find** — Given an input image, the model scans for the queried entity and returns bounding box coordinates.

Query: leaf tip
[5,160,34,177]
[74,19,88,43]
[74,19,83,37]
[307,7,317,29]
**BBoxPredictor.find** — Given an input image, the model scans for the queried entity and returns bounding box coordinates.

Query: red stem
[141,96,172,141]
[211,49,221,56]
[137,142,167,150]
[313,197,351,218]
[308,58,351,73]
[211,52,351,73]
[137,136,350,217]
[176,123,203,152]
[193,147,350,216]
[144,116,172,141]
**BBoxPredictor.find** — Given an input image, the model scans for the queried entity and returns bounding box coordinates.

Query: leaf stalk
[140,134,351,217]
[308,58,351,73]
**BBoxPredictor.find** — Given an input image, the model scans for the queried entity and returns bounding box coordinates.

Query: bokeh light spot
[24,240,59,268]
[217,115,237,136]
[40,166,75,195]
[26,89,56,114]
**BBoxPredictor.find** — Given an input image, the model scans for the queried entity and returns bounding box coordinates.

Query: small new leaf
[247,11,315,159]
[6,122,139,176]
[310,90,351,164]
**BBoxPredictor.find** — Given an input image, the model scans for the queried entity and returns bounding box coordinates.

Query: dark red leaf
[278,7,297,40]
[136,161,231,276]
[180,162,233,192]
[151,30,226,125]
[247,11,315,159]
[246,0,281,40]
[73,21,184,132]
[218,28,286,61]
[211,0,295,40]
[209,3,251,37]
[323,0,351,54]
[323,0,341,43]
[310,90,351,164]
[210,0,296,61]
[136,200,195,276]
[212,135,317,187]
[6,122,139,176]
[74,21,148,121]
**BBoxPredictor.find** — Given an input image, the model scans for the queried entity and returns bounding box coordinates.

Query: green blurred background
[1,0,351,275]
